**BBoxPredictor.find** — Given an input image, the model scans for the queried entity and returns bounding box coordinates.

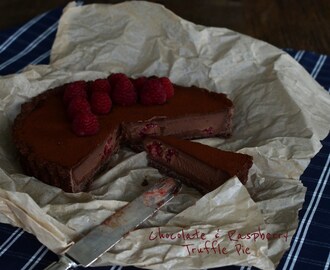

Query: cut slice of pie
[143,136,253,194]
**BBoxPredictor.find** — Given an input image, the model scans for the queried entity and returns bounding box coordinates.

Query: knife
[44,177,181,270]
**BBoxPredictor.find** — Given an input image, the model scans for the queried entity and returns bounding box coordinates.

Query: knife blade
[44,177,181,270]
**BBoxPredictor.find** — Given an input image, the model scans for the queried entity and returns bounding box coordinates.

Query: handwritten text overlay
[148,226,289,256]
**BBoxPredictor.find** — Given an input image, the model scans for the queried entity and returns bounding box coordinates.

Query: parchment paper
[1,1,330,270]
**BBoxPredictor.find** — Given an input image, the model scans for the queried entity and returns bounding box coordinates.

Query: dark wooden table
[1,0,330,55]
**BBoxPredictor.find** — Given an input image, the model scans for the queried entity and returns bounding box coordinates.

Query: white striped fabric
[282,154,330,270]
[0,12,48,54]
[0,21,58,70]
[0,228,24,256]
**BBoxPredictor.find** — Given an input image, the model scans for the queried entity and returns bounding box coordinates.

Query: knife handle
[44,256,78,270]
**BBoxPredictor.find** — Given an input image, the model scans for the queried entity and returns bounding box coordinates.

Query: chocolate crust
[12,88,73,191]
[11,86,121,192]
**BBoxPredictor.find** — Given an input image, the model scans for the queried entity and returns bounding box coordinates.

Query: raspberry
[165,148,178,163]
[63,81,87,105]
[159,77,174,99]
[139,79,166,105]
[111,77,137,106]
[108,73,128,88]
[131,76,147,93]
[90,78,111,94]
[67,96,91,119]
[71,112,99,136]
[147,141,163,158]
[90,91,112,115]
[138,123,159,137]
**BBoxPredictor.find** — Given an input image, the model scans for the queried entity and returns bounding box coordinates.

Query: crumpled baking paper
[0,1,330,270]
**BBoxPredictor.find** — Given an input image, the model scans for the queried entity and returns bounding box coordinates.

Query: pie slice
[143,136,253,194]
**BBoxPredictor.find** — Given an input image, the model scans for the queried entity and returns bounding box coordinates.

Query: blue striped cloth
[0,4,329,270]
